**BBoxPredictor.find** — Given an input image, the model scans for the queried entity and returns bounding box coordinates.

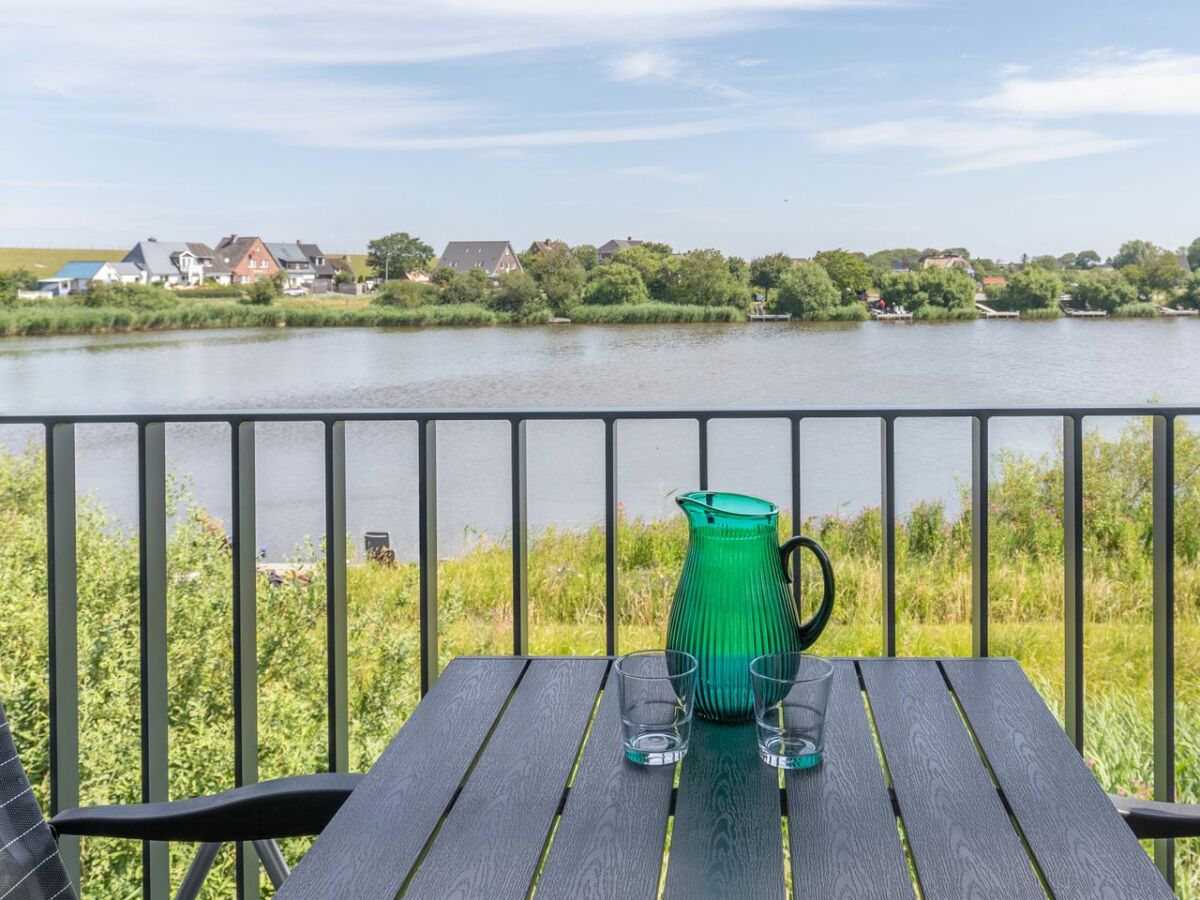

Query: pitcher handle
[779,535,836,649]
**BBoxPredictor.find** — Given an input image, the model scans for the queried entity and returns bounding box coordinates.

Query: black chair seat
[50,773,362,843]
[1111,793,1200,840]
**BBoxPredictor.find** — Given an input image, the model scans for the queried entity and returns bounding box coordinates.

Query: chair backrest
[0,704,76,900]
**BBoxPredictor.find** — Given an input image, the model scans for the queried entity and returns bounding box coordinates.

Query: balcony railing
[2,403,1195,897]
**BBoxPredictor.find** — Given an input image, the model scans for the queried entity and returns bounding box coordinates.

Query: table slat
[276,656,527,900]
[401,657,609,899]
[664,721,785,900]
[536,665,674,900]
[786,659,912,898]
[860,659,1044,900]
[943,659,1173,899]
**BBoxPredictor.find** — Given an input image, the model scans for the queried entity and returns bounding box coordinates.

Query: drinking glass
[615,649,697,765]
[750,652,833,769]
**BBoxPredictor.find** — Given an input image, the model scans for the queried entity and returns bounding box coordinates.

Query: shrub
[372,281,432,308]
[774,263,840,319]
[81,282,177,310]
[438,269,490,306]
[176,284,245,299]
[1111,302,1159,318]
[993,267,1062,311]
[240,279,277,306]
[1070,269,1137,312]
[489,271,544,318]
[582,263,649,306]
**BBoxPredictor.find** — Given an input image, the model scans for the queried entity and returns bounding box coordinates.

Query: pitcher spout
[675,491,779,527]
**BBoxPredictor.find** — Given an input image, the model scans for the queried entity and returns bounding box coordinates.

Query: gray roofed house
[123,239,228,285]
[297,242,337,292]
[265,242,316,288]
[437,241,522,277]
[597,237,644,262]
[527,238,569,255]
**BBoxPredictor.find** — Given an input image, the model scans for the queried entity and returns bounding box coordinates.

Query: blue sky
[2,0,1199,260]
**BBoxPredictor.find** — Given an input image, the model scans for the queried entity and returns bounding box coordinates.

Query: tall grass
[564,303,745,323]
[912,306,979,320]
[0,420,1198,894]
[1113,302,1161,318]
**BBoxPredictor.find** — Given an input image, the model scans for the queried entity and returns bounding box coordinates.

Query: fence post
[46,422,80,891]
[324,421,348,772]
[138,422,170,899]
[231,421,258,899]
[791,418,802,614]
[605,419,619,657]
[971,416,989,657]
[1152,414,1176,887]
[880,417,896,657]
[511,420,529,655]
[1063,414,1084,752]
[418,420,439,693]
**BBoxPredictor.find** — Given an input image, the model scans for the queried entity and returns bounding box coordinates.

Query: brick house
[214,235,281,284]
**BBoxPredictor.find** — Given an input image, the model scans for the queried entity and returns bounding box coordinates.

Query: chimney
[627,236,632,240]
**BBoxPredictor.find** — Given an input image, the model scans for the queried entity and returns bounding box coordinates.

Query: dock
[1059,299,1106,317]
[872,310,913,321]
[748,313,792,321]
[1157,306,1198,317]
[975,301,1019,319]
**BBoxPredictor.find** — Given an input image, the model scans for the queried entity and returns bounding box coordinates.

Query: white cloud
[609,51,685,83]
[818,117,1143,172]
[615,165,704,184]
[972,50,1200,118]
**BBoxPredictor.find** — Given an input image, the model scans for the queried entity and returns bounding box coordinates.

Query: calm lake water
[1,318,1197,557]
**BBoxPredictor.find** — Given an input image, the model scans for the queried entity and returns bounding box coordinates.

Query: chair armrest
[51,773,362,843]
[1110,793,1200,840]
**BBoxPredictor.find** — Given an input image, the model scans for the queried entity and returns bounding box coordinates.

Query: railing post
[971,416,989,657]
[418,420,439,693]
[137,422,170,899]
[511,420,529,656]
[324,421,348,772]
[1152,414,1176,887]
[231,421,259,900]
[790,417,802,614]
[880,417,896,657]
[697,417,709,492]
[46,422,80,892]
[1063,414,1084,752]
[605,418,619,657]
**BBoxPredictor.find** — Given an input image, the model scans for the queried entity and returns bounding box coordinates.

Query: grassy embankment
[2,420,1200,895]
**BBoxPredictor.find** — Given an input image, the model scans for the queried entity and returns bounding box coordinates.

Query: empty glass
[750,653,834,769]
[615,650,697,765]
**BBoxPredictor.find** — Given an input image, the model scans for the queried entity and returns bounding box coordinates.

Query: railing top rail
[1,404,1198,425]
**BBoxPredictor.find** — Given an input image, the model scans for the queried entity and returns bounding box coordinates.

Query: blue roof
[54,261,108,280]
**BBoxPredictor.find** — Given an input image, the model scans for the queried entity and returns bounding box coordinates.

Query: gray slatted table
[277,656,1172,899]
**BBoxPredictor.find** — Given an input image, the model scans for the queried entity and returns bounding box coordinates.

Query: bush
[240,279,277,306]
[774,263,840,319]
[912,306,978,320]
[880,268,976,312]
[489,271,544,318]
[993,267,1062,311]
[582,263,649,306]
[438,269,490,306]
[372,281,432,308]
[81,282,177,310]
[1070,269,1137,312]
[661,249,751,308]
[176,284,245,299]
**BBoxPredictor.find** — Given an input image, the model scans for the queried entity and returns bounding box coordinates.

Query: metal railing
[3,404,1193,896]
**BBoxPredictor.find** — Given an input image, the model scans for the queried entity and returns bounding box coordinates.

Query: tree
[774,263,840,319]
[240,279,277,305]
[1181,274,1200,309]
[439,268,490,305]
[1188,237,1200,272]
[749,252,792,304]
[814,249,872,303]
[1122,252,1186,299]
[865,247,921,277]
[726,256,749,283]
[998,267,1062,311]
[0,267,35,306]
[1075,250,1101,270]
[1112,239,1162,270]
[1069,269,1137,312]
[970,257,1003,278]
[582,263,649,305]
[879,271,924,310]
[612,246,671,299]
[918,267,976,310]
[366,232,434,280]
[942,247,971,259]
[490,271,544,317]
[570,244,600,271]
[1057,252,1078,270]
[527,248,587,314]
[1028,255,1061,271]
[372,280,430,308]
[663,249,749,307]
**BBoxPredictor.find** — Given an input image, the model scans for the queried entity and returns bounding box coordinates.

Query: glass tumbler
[615,650,698,765]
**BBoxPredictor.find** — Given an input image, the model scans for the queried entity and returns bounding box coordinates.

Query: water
[0,318,1196,557]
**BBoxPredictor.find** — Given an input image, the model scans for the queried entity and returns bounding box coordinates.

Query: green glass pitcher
[665,491,835,722]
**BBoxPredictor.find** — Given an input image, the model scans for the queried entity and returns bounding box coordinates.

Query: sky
[2,0,1199,260]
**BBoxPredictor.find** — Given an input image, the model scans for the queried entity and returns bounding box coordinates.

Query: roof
[265,242,311,265]
[1176,253,1192,274]
[598,238,643,254]
[53,261,108,280]
[528,239,569,254]
[982,276,1007,286]
[297,243,336,276]
[111,262,145,277]
[922,255,972,269]
[327,256,354,275]
[437,241,520,274]
[214,235,274,269]
[124,241,193,277]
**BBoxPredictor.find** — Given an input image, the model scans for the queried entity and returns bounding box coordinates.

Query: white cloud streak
[972,50,1200,119]
[615,165,704,184]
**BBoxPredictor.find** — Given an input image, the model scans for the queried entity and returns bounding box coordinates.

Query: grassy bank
[564,302,745,323]
[1,422,1199,894]
[0,247,125,274]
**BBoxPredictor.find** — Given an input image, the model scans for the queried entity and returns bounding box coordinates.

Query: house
[327,256,355,282]
[982,276,1007,288]
[213,235,281,284]
[296,242,337,293]
[436,241,523,277]
[123,240,231,286]
[40,260,148,295]
[527,238,569,255]
[265,242,316,290]
[922,254,976,277]
[1176,253,1192,274]
[598,237,643,262]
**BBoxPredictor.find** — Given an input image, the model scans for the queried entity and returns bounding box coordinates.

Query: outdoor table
[276,656,1172,899]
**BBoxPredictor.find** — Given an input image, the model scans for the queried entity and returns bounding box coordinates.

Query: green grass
[564,303,745,323]
[0,247,125,274]
[912,305,979,320]
[1020,307,1065,319]
[1113,302,1162,318]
